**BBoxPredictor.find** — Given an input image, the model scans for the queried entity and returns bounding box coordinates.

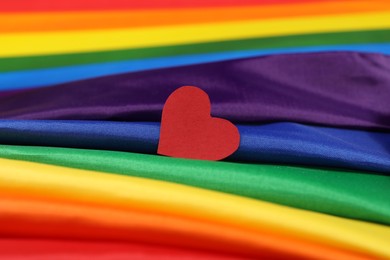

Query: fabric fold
[1,29,389,73]
[0,239,236,260]
[0,0,329,12]
[3,44,390,90]
[1,12,390,58]
[0,144,389,225]
[0,120,389,173]
[1,158,390,259]
[1,52,389,130]
[0,196,371,260]
[3,1,388,33]
[2,1,389,259]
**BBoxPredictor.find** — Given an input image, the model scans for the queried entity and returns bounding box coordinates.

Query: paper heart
[158,86,240,161]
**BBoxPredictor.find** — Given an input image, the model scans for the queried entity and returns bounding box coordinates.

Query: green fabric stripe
[1,144,389,226]
[0,29,389,72]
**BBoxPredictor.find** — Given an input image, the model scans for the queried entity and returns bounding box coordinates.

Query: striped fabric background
[0,1,389,259]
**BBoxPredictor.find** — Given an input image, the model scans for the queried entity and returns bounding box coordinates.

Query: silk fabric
[1,29,389,73]
[0,144,389,225]
[2,44,390,90]
[0,196,373,260]
[0,239,236,260]
[1,52,389,131]
[1,158,390,259]
[1,12,390,58]
[1,0,389,258]
[0,0,331,12]
[0,120,389,173]
[3,1,388,33]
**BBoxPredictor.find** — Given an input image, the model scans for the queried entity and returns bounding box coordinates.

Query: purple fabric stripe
[1,52,389,130]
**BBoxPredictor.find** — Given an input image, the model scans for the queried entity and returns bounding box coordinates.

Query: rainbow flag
[0,0,389,259]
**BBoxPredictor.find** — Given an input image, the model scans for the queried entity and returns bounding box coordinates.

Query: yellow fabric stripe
[0,158,389,258]
[0,11,389,58]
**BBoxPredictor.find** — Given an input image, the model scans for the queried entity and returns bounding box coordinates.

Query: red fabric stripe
[0,0,334,12]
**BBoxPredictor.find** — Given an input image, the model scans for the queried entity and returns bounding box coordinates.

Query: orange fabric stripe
[1,1,389,33]
[0,196,372,260]
[0,0,336,12]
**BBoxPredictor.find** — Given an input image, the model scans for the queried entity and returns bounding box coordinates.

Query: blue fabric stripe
[0,120,389,173]
[1,43,390,90]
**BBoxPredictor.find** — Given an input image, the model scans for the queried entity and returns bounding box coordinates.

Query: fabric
[3,44,390,90]
[0,0,331,12]
[0,120,389,173]
[1,158,390,259]
[1,196,373,260]
[1,0,389,258]
[1,12,390,58]
[1,29,389,73]
[1,52,389,131]
[1,144,389,225]
[2,1,388,33]
[0,239,236,260]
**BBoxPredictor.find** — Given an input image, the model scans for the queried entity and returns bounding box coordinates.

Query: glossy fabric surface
[1,144,389,225]
[1,52,390,130]
[0,239,236,260]
[0,0,330,12]
[1,158,390,259]
[3,1,387,33]
[1,12,390,58]
[0,120,389,173]
[2,44,390,90]
[2,0,389,258]
[1,29,389,73]
[1,196,373,260]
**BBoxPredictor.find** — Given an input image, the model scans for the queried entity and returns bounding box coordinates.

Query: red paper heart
[158,86,240,161]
